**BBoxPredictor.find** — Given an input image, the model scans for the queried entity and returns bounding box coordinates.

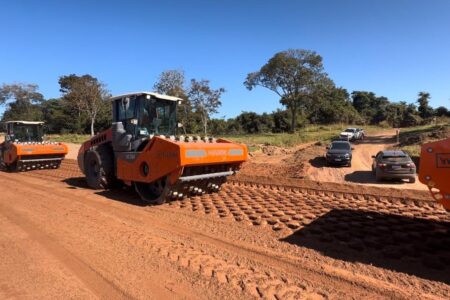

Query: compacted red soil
[0,159,449,299]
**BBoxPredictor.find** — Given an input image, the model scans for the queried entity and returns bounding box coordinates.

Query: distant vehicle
[371,150,416,183]
[0,121,68,171]
[355,128,365,140]
[339,128,357,141]
[325,140,353,167]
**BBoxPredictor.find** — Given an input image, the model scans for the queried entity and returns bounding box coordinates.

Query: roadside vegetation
[49,134,90,144]
[49,124,384,148]
[225,124,383,149]
[396,121,450,158]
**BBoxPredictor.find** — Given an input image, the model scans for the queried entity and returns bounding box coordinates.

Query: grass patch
[49,134,90,144]
[399,144,421,158]
[396,123,449,158]
[225,125,383,149]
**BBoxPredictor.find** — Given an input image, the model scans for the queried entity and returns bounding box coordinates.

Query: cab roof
[110,91,182,102]
[5,121,44,125]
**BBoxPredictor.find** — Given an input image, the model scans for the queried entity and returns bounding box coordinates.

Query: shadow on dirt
[309,157,326,168]
[309,157,351,168]
[344,171,414,185]
[63,177,146,207]
[358,135,396,145]
[281,209,450,284]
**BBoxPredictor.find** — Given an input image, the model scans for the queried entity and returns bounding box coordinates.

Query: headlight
[344,153,350,157]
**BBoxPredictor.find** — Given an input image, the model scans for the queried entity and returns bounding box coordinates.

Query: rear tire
[375,171,383,182]
[84,145,115,189]
[6,161,18,172]
[134,177,169,205]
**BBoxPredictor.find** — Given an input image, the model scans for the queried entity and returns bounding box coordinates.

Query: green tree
[187,79,225,135]
[417,92,434,119]
[245,49,332,132]
[59,74,110,136]
[0,83,44,121]
[272,109,290,133]
[435,106,449,117]
[235,111,273,134]
[401,103,422,127]
[309,87,362,124]
[41,98,75,133]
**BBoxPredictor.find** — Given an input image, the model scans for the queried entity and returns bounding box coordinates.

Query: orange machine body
[418,137,450,211]
[77,129,247,186]
[76,91,247,203]
[2,142,68,165]
[115,137,247,185]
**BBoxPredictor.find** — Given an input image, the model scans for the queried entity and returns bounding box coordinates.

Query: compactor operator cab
[4,121,45,143]
[111,93,181,152]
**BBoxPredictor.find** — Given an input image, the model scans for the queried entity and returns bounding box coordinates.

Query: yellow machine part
[418,137,450,211]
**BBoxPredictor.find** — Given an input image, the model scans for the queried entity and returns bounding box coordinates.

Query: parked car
[371,150,416,183]
[355,128,365,140]
[326,140,353,167]
[339,128,357,141]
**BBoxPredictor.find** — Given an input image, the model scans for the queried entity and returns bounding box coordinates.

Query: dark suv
[325,141,353,167]
[372,150,416,183]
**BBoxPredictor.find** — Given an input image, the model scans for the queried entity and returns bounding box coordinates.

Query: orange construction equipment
[77,92,248,204]
[0,121,68,171]
[418,137,450,211]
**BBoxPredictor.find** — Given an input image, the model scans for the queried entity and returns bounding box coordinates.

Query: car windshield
[141,99,177,136]
[345,129,355,133]
[11,124,43,142]
[330,142,350,150]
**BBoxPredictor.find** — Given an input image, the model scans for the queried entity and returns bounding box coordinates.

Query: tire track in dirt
[6,160,450,298]
[2,172,447,299]
[0,202,131,300]
[0,173,328,300]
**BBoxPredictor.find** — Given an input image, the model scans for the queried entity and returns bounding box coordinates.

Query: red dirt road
[0,161,449,299]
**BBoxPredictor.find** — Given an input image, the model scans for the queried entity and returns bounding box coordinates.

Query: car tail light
[378,163,387,168]
[406,163,415,168]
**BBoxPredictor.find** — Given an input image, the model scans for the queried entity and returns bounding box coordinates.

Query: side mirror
[351,147,354,150]
[371,155,375,158]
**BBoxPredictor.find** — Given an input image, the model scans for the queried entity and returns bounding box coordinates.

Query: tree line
[1,49,449,136]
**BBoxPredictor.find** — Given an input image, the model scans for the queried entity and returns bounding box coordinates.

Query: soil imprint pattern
[21,160,450,298]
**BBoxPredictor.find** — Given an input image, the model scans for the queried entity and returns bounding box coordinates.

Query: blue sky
[1,0,449,118]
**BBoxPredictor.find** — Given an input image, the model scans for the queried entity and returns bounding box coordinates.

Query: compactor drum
[77,92,248,204]
[0,121,68,171]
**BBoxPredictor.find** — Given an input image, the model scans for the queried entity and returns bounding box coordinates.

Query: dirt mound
[401,125,450,146]
[260,144,293,156]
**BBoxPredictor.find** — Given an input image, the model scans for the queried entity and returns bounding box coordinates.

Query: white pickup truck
[339,128,358,141]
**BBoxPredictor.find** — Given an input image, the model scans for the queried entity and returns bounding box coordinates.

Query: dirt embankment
[238,130,431,200]
[1,163,449,299]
